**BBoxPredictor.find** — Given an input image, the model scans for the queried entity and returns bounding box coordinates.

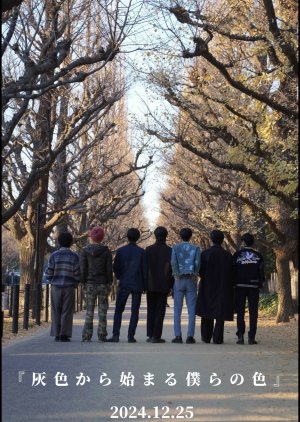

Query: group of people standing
[46,225,265,346]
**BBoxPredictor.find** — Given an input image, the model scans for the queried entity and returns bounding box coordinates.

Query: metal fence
[1,280,118,337]
[3,273,295,337]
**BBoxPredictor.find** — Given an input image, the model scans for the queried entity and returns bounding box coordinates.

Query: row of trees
[2,0,298,323]
[2,1,151,293]
[142,0,298,322]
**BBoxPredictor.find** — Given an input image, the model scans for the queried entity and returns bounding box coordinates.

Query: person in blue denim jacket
[171,228,201,344]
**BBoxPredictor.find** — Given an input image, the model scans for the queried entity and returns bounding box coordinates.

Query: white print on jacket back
[236,251,260,265]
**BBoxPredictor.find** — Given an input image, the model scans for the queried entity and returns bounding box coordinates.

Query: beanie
[90,226,104,243]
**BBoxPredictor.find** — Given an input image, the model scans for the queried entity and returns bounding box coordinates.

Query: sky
[123,5,175,230]
[126,81,169,229]
[121,0,198,229]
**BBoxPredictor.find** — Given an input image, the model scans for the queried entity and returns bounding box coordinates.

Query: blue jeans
[173,278,197,337]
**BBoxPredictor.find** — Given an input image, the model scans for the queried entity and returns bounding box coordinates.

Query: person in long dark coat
[145,226,174,343]
[196,230,234,344]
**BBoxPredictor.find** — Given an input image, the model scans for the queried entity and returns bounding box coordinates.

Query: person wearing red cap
[81,226,113,342]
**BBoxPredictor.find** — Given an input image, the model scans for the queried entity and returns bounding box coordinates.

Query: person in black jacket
[196,230,234,344]
[145,226,174,343]
[233,233,265,345]
[81,226,113,342]
[108,228,147,343]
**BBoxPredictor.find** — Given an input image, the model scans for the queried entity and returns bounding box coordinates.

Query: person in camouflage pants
[81,226,113,342]
[82,284,111,341]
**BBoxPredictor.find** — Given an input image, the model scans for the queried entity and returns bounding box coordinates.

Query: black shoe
[201,337,211,343]
[150,338,166,343]
[128,337,137,343]
[146,337,152,342]
[237,336,244,345]
[186,336,196,344]
[172,336,183,344]
[107,336,119,342]
[98,336,107,342]
[82,337,91,342]
[60,335,70,342]
[213,341,223,344]
[248,338,258,345]
[54,336,60,342]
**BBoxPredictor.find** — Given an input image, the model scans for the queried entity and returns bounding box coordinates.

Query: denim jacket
[171,242,201,279]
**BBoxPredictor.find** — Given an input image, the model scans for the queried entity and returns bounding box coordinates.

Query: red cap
[89,226,104,242]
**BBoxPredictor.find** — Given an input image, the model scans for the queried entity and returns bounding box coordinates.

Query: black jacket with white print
[233,247,265,288]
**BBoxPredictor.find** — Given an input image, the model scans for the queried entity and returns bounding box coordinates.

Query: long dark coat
[196,245,234,321]
[145,241,174,293]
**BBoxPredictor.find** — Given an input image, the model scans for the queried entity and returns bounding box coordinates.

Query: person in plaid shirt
[46,231,80,342]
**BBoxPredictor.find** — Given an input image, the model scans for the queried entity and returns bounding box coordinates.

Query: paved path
[2,296,298,422]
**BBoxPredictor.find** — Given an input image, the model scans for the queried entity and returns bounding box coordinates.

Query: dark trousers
[146,291,168,339]
[112,289,142,338]
[235,287,259,339]
[201,318,224,344]
[50,286,75,337]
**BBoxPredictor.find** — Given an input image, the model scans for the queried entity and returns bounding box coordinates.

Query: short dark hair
[154,226,168,241]
[127,228,140,242]
[210,229,224,245]
[179,228,193,241]
[58,232,73,247]
[241,233,255,246]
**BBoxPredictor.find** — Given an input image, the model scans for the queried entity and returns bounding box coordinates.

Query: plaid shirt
[46,247,80,287]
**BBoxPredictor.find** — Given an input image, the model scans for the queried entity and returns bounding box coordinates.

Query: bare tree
[2,0,152,294]
[142,0,298,321]
[2,0,145,221]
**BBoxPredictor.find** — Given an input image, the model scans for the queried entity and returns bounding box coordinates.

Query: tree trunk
[19,235,35,290]
[19,230,47,310]
[291,246,298,307]
[19,234,36,310]
[289,261,298,299]
[257,243,270,293]
[275,249,294,322]
[54,94,69,239]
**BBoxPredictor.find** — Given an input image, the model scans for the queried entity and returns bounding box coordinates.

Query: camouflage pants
[82,284,110,340]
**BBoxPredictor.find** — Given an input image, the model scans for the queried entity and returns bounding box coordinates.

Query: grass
[242,292,278,316]
[259,292,278,316]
